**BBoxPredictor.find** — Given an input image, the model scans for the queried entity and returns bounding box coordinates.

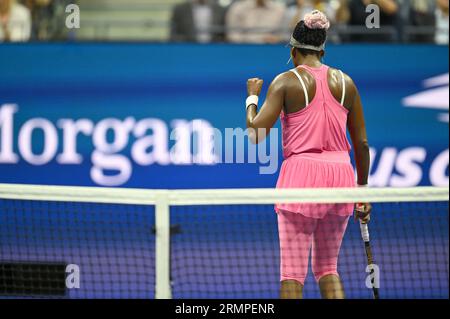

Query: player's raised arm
[245,74,286,144]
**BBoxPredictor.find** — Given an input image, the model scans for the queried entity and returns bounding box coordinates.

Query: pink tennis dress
[275,64,356,285]
[275,64,356,219]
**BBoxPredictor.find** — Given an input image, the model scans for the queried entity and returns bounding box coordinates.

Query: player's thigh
[312,214,350,268]
[278,211,317,278]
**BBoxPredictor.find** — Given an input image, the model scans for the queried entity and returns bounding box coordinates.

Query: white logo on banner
[0,103,447,187]
[0,104,280,185]
[368,147,449,187]
[403,73,449,123]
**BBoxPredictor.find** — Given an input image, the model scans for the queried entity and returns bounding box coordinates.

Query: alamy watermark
[66,264,80,289]
[365,263,380,289]
[366,4,381,29]
[63,3,382,31]
[65,4,80,29]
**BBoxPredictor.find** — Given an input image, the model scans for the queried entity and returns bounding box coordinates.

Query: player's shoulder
[328,67,357,91]
[328,67,354,83]
[275,71,293,80]
[266,71,294,93]
[275,69,314,84]
[272,71,296,86]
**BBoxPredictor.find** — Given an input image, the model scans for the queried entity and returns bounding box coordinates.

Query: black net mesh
[0,199,155,298]
[0,198,448,299]
[171,202,449,299]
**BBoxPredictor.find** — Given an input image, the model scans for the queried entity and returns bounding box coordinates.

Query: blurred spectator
[170,0,226,43]
[22,0,64,40]
[284,0,313,39]
[347,0,399,42]
[309,0,340,22]
[226,0,286,44]
[335,0,352,24]
[0,0,31,42]
[435,0,449,44]
[409,0,436,43]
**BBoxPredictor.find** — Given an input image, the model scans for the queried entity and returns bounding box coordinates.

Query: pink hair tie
[304,10,330,30]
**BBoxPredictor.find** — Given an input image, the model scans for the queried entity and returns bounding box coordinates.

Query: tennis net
[0,184,448,299]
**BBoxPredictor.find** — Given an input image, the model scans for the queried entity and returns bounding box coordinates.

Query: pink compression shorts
[277,210,350,285]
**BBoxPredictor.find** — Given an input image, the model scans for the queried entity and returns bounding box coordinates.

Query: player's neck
[299,55,322,68]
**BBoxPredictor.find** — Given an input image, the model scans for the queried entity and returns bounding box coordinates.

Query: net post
[155,190,172,299]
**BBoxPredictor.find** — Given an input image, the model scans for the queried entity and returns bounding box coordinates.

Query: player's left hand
[247,78,264,96]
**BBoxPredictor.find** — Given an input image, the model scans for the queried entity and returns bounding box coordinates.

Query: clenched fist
[247,78,264,96]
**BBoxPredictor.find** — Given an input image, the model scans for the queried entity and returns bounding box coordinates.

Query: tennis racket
[359,219,380,299]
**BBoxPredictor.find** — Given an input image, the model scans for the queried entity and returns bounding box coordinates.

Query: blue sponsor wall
[0,43,448,188]
[0,44,448,299]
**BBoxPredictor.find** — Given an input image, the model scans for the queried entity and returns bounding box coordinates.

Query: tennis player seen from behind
[245,10,372,299]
